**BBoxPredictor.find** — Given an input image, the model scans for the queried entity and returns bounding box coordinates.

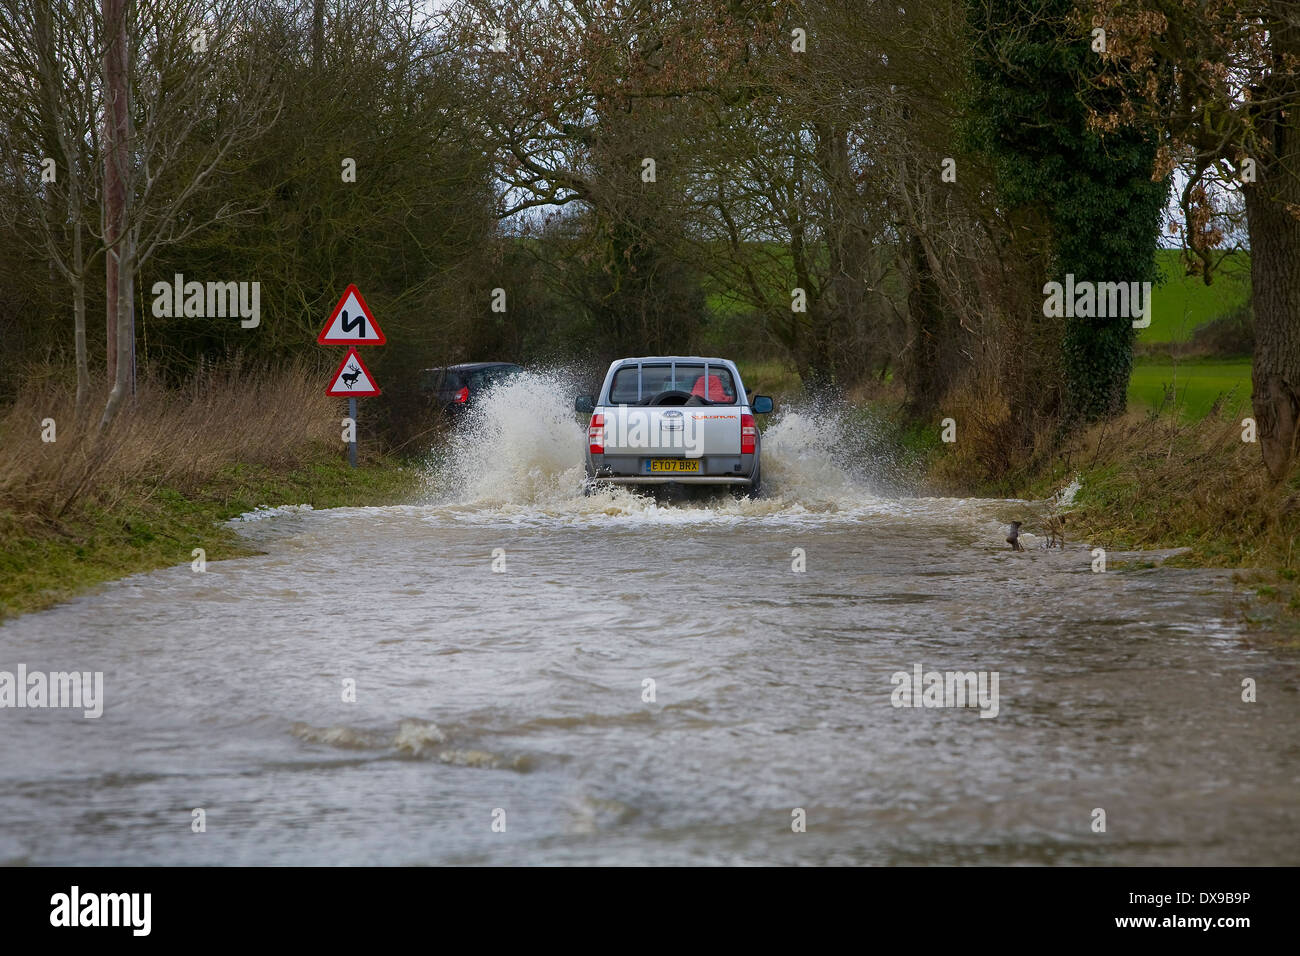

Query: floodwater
[2,373,1297,865]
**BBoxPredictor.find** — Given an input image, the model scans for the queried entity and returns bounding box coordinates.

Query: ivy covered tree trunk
[965,0,1167,427]
[1054,108,1165,423]
[1061,315,1134,421]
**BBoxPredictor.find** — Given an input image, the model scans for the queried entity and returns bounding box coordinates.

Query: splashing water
[432,369,588,507]
[1053,474,1083,508]
[424,370,901,523]
[759,407,882,510]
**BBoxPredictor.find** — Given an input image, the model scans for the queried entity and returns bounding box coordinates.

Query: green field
[1140,249,1252,344]
[1128,359,1252,418]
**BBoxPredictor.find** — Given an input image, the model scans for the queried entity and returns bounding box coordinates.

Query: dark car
[420,362,523,412]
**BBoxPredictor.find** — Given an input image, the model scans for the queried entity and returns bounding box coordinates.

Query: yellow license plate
[648,459,700,473]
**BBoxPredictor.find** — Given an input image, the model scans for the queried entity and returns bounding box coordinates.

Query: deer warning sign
[317,284,386,344]
[326,348,380,396]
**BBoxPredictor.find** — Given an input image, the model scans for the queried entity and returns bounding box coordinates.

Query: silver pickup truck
[575,356,774,495]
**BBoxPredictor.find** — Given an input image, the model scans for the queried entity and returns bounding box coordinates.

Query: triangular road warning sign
[326,348,381,396]
[318,284,386,344]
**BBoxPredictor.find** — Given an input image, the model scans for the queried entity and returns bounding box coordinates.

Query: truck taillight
[455,386,469,404]
[741,413,756,454]
[588,414,604,454]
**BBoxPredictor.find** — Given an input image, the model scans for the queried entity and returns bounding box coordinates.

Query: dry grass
[1051,409,1300,568]
[925,380,1059,493]
[0,359,339,523]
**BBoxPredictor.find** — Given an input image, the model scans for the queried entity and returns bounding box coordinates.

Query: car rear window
[421,369,463,391]
[467,365,521,389]
[608,363,737,405]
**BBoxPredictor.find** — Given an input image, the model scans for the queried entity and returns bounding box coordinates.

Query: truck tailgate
[602,407,741,456]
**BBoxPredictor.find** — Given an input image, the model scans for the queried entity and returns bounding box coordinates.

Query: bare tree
[451,0,788,355]
[99,0,284,427]
[0,0,103,416]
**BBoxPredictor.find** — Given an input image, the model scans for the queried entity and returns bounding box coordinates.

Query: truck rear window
[608,364,737,405]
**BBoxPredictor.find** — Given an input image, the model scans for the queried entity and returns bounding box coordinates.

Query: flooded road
[2,376,1297,865]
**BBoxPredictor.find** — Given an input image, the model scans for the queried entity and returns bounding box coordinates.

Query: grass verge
[0,361,423,621]
[0,458,419,621]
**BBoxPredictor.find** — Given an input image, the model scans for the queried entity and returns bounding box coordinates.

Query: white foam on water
[759,407,879,511]
[230,503,315,522]
[392,719,447,755]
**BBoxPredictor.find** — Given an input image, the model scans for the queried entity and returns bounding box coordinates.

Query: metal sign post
[348,397,357,469]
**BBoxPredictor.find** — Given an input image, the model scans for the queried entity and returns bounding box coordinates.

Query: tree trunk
[815,124,870,386]
[994,218,1063,453]
[35,0,92,415]
[105,248,118,381]
[312,0,325,70]
[103,0,128,385]
[101,236,135,428]
[73,234,89,418]
[1245,10,1300,479]
[100,0,131,428]
[901,230,952,418]
[1245,187,1300,479]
